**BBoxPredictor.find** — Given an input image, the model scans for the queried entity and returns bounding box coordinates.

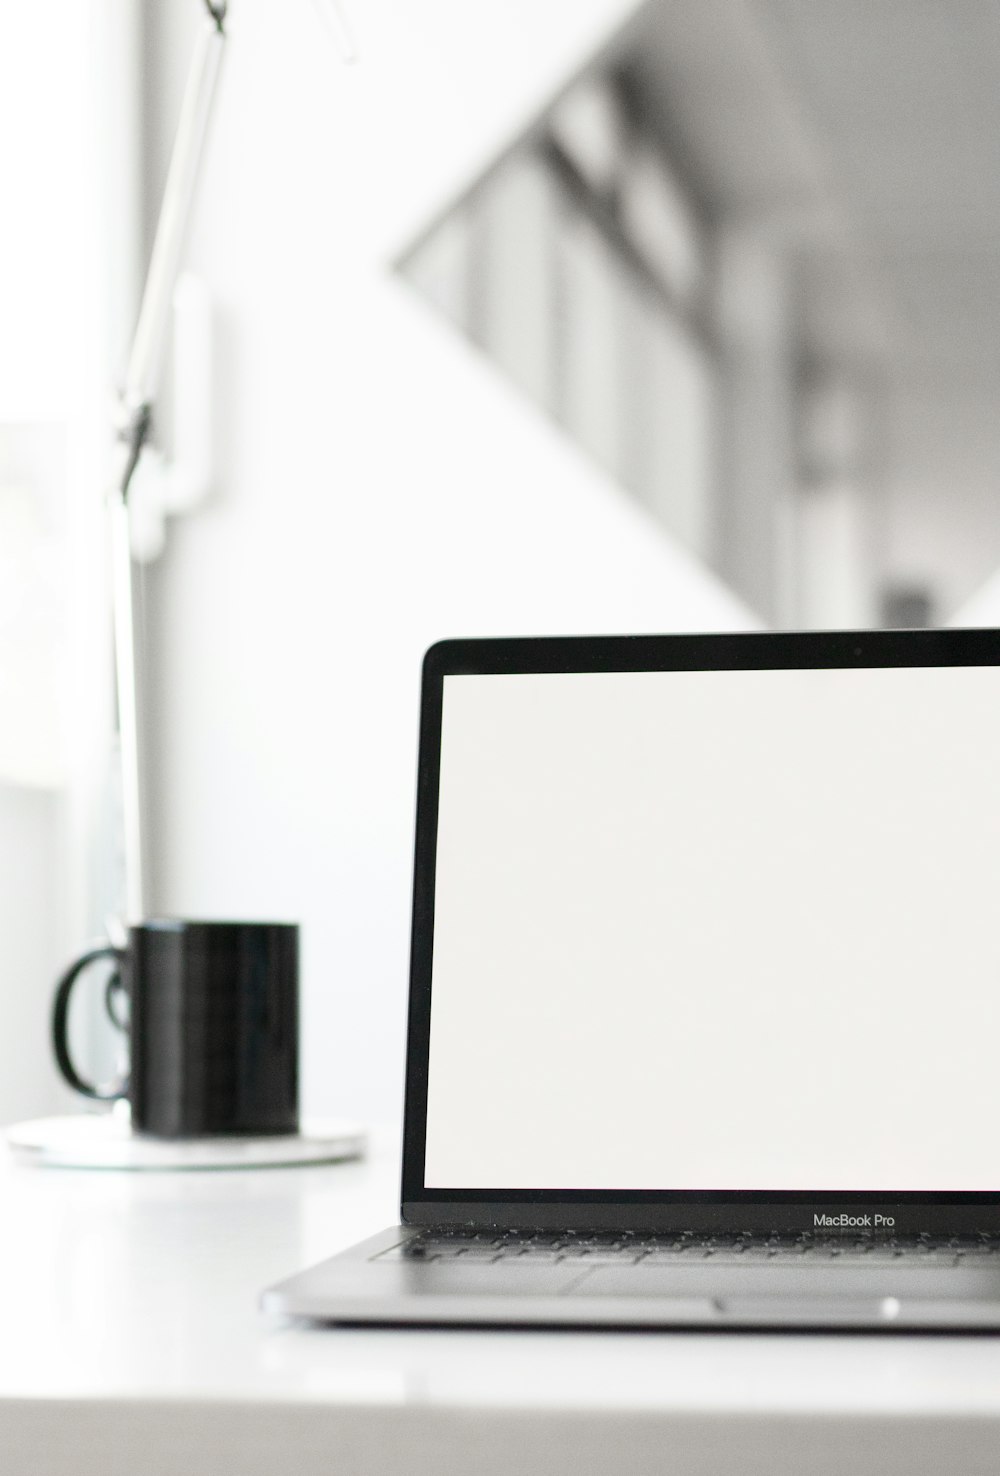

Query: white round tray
[5,1112,366,1171]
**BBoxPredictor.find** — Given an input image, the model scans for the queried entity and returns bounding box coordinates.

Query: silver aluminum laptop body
[264,630,1000,1329]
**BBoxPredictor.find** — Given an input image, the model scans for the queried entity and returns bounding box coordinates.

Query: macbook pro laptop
[265,629,1000,1329]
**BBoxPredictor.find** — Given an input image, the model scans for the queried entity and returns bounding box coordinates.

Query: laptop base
[262,1228,1000,1330]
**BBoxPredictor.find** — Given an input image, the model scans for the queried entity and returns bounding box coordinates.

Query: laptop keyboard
[375,1229,1000,1267]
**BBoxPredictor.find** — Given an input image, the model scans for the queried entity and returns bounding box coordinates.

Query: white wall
[0,1,138,1124]
[0,788,63,1123]
[140,0,756,1127]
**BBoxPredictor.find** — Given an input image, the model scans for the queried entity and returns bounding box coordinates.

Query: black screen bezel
[401,628,1000,1233]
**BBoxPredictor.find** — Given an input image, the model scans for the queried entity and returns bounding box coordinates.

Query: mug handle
[51,945,129,1101]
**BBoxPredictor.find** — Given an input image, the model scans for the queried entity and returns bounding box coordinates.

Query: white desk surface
[4,1128,1000,1476]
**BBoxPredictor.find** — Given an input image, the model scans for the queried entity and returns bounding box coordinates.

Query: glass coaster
[5,1111,366,1171]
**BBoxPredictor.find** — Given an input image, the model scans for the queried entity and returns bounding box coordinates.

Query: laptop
[264,629,1000,1329]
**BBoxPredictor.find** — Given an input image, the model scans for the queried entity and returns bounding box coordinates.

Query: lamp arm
[112,0,228,923]
[122,3,227,429]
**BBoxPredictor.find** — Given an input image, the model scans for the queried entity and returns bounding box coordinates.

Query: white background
[425,666,1000,1191]
[138,0,752,1128]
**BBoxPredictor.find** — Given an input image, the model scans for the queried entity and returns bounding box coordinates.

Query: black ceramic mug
[52,919,299,1139]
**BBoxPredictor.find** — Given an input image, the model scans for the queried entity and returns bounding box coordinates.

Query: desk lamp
[117,0,353,919]
[7,0,366,1170]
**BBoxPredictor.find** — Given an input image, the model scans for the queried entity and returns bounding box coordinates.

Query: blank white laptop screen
[423,667,1000,1193]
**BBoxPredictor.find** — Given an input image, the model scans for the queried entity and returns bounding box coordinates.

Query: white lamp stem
[110,477,145,923]
[112,2,228,924]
